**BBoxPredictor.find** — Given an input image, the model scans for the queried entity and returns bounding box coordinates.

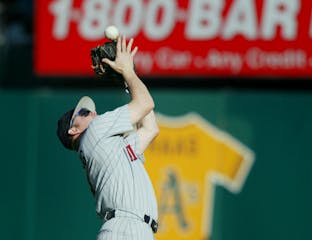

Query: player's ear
[68,127,82,136]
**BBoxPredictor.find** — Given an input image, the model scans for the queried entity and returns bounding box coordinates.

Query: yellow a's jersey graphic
[145,113,254,239]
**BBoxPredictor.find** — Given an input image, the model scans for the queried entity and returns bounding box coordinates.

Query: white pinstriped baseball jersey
[78,104,158,239]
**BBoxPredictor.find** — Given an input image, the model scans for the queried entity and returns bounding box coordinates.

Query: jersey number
[126,144,138,161]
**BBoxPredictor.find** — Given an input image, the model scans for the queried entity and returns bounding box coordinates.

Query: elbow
[141,97,154,116]
[147,98,155,112]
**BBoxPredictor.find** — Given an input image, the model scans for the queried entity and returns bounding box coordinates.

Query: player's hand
[101,35,138,76]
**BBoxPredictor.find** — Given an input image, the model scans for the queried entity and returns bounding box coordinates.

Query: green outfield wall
[1,88,311,240]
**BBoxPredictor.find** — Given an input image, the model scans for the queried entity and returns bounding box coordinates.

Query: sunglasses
[70,108,91,128]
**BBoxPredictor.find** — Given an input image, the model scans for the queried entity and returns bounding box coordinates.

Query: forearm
[102,36,154,124]
[124,70,155,123]
[124,70,154,106]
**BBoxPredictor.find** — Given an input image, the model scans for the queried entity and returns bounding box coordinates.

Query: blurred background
[1,0,312,240]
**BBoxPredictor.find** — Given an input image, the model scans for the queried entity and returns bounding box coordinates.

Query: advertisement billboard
[34,0,312,77]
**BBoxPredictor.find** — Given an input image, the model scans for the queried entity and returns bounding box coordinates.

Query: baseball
[104,25,119,41]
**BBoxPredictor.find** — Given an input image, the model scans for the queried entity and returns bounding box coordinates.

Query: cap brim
[71,96,96,121]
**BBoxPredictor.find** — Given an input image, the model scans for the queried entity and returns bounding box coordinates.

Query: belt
[103,209,158,233]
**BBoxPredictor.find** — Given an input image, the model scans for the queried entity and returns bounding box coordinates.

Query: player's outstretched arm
[102,36,154,124]
[136,110,159,154]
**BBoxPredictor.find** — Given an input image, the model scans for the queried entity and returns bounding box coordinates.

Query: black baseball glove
[90,41,123,81]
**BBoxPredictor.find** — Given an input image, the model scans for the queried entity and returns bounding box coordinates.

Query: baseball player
[57,36,159,240]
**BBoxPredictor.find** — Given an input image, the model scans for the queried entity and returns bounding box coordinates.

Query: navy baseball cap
[57,96,96,150]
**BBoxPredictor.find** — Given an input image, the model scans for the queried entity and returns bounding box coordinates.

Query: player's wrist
[122,68,137,81]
